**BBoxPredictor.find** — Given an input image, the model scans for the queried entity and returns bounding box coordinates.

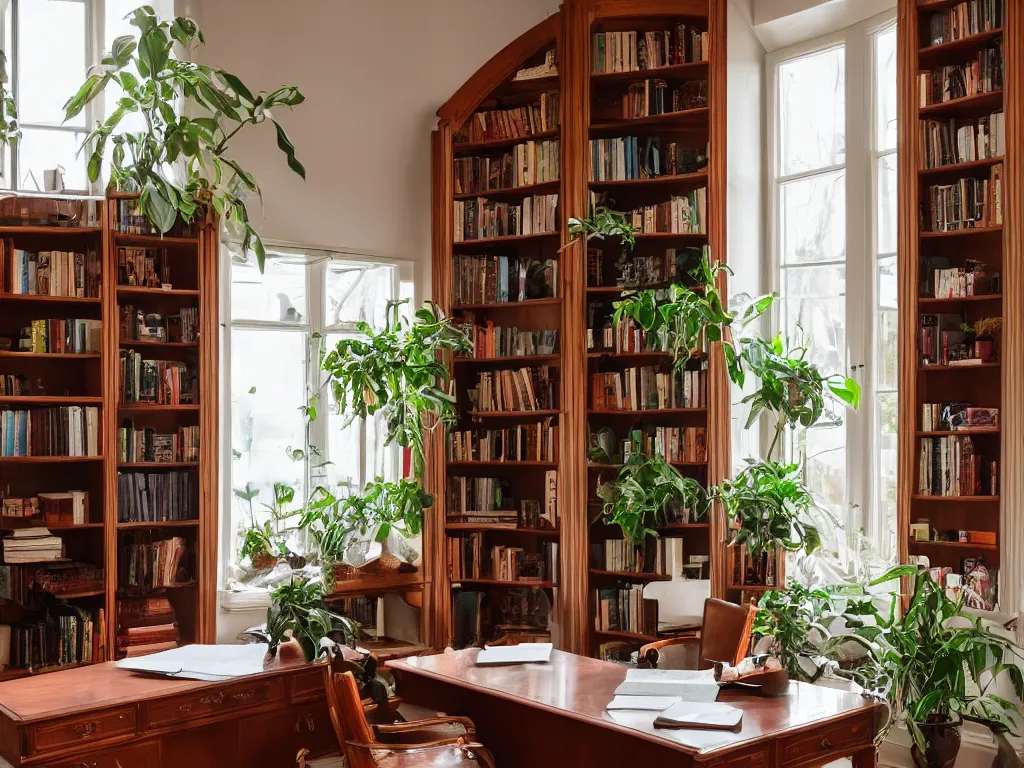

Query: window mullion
[307,261,327,493]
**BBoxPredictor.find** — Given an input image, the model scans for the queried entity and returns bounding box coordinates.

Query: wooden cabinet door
[237,705,337,766]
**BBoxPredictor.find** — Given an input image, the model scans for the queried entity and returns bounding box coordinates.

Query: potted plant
[63,5,305,271]
[234,482,304,570]
[973,316,1002,362]
[840,568,1024,768]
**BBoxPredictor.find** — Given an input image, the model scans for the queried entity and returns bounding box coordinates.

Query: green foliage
[753,581,840,680]
[840,568,1024,752]
[234,481,299,565]
[63,5,305,272]
[715,461,821,559]
[595,431,709,544]
[567,206,636,252]
[261,577,358,662]
[320,299,471,479]
[0,51,20,155]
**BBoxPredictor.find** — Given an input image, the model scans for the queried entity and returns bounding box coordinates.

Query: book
[476,642,553,665]
[614,668,720,702]
[654,700,742,731]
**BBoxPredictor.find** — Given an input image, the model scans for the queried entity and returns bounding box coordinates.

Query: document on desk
[116,643,269,681]
[605,695,681,711]
[654,700,743,731]
[613,668,720,701]
[476,642,553,666]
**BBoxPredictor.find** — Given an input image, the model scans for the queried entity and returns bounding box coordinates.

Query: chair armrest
[357,741,496,767]
[374,715,475,744]
[639,635,699,668]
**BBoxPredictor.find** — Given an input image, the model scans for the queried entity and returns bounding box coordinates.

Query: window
[0,0,172,192]
[768,11,897,562]
[223,248,413,577]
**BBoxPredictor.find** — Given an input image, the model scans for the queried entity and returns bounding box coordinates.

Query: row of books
[2,529,63,564]
[119,535,189,592]
[929,259,998,299]
[0,406,100,457]
[591,25,708,73]
[116,199,197,237]
[3,606,104,671]
[923,0,1002,48]
[447,420,559,464]
[117,470,198,523]
[918,435,997,496]
[117,246,172,288]
[457,319,558,359]
[453,139,559,195]
[447,472,558,525]
[923,166,1002,232]
[453,255,558,305]
[0,562,104,603]
[919,313,974,366]
[17,319,101,354]
[0,244,101,297]
[119,351,197,405]
[619,79,707,120]
[1,491,89,525]
[918,44,1002,107]
[921,403,998,432]
[919,112,1003,169]
[590,136,706,182]
[593,537,669,574]
[617,191,707,234]
[447,534,557,584]
[118,423,199,464]
[468,366,557,413]
[594,585,657,636]
[454,92,560,144]
[119,306,198,344]
[117,595,178,658]
[591,428,708,466]
[0,374,26,396]
[588,245,704,290]
[453,194,559,241]
[588,316,666,355]
[591,367,706,411]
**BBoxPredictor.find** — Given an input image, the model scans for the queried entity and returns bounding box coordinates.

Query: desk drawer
[779,713,873,766]
[290,667,327,701]
[48,740,160,768]
[146,677,287,728]
[32,708,136,755]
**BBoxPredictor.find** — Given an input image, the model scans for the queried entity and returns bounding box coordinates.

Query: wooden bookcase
[897,0,1020,610]
[0,193,217,680]
[430,0,729,656]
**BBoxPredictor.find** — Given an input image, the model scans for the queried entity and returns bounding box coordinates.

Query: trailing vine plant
[0,51,20,155]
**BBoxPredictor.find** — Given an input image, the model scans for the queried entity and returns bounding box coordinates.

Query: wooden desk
[0,661,339,767]
[389,649,882,768]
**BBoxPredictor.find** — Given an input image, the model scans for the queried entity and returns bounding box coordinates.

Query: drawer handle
[179,703,193,713]
[232,688,258,704]
[71,721,101,738]
[200,692,225,705]
[821,738,833,751]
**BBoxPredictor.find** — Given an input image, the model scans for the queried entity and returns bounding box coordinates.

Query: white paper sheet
[656,700,742,729]
[613,667,720,701]
[605,695,681,711]
[475,642,553,666]
[115,643,269,681]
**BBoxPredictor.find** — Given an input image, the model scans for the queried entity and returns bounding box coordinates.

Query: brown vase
[911,716,961,768]
[263,634,307,671]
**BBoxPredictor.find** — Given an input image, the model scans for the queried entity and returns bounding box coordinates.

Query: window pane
[230,257,307,323]
[877,155,897,254]
[875,26,898,152]
[231,329,308,554]
[877,256,898,390]
[779,46,845,175]
[781,171,846,264]
[325,262,396,328]
[783,264,846,376]
[17,0,87,126]
[874,391,898,561]
[18,127,88,191]
[790,422,847,541]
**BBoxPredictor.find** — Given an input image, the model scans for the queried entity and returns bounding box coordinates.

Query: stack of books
[117,596,179,658]
[117,246,170,287]
[2,529,64,563]
[594,584,658,636]
[119,535,189,591]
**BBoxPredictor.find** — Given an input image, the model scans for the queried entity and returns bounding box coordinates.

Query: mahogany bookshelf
[0,192,218,680]
[431,0,729,657]
[897,0,1016,608]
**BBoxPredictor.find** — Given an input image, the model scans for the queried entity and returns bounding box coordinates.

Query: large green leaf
[272,119,306,179]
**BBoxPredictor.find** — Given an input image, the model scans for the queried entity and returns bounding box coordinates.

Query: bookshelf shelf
[48,589,105,599]
[118,404,201,412]
[453,129,560,154]
[589,107,709,133]
[0,351,101,359]
[0,395,102,405]
[453,180,560,200]
[454,298,561,311]
[446,460,558,469]
[590,61,708,84]
[116,286,200,297]
[587,408,707,416]
[452,579,555,589]
[918,28,1003,67]
[593,629,656,643]
[919,225,1003,238]
[588,462,707,470]
[917,90,1003,117]
[117,520,200,529]
[469,409,561,419]
[0,293,101,305]
[589,570,672,582]
[453,355,560,366]
[917,362,1001,372]
[492,74,560,98]
[445,524,559,536]
[0,455,103,464]
[631,232,709,242]
[589,170,709,189]
[117,462,200,469]
[909,540,998,551]
[918,157,1003,177]
[453,232,558,246]
[113,233,199,247]
[917,293,1001,306]
[916,428,999,437]
[118,339,199,349]
[0,226,102,235]
[911,495,999,503]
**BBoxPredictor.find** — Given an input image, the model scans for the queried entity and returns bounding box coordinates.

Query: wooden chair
[322,669,496,768]
[640,598,757,670]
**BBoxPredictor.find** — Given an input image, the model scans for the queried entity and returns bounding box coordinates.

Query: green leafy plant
[715,461,821,560]
[320,299,471,479]
[234,481,299,565]
[838,568,1024,754]
[753,581,839,680]
[63,5,305,271]
[0,51,19,155]
[566,205,636,252]
[595,432,709,544]
[257,577,358,662]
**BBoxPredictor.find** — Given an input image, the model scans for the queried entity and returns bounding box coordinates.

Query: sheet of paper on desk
[605,695,681,711]
[475,642,553,665]
[654,700,742,731]
[613,668,719,701]
[116,643,269,681]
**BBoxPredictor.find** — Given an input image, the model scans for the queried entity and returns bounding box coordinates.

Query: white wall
[185,0,561,300]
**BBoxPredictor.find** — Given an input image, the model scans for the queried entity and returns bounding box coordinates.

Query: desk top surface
[0,659,318,723]
[389,649,878,757]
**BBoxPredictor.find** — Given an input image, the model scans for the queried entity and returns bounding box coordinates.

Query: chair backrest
[324,667,376,767]
[698,598,757,668]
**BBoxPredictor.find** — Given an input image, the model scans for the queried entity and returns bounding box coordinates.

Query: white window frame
[765,9,898,555]
[218,244,416,583]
